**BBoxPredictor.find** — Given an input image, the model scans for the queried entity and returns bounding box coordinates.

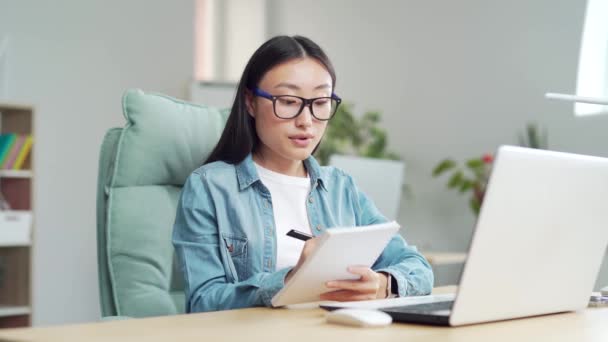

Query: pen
[286,229,313,241]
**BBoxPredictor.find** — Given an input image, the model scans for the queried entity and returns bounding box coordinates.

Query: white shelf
[0,170,33,178]
[0,102,34,112]
[0,306,30,317]
[0,102,34,328]
[0,241,31,247]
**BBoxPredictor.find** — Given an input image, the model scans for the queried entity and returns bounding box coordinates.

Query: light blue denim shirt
[172,154,434,313]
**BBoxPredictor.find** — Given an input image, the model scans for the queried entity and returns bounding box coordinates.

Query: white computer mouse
[326,308,393,328]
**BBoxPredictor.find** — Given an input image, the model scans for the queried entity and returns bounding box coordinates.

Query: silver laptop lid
[450,146,608,326]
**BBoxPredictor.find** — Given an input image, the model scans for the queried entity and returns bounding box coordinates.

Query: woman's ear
[245,90,256,118]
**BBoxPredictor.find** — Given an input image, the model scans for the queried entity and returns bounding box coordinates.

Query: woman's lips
[289,136,313,147]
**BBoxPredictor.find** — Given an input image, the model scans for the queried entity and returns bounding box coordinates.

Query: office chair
[96,89,228,317]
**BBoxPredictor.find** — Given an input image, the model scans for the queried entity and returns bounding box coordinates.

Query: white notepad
[271,221,400,307]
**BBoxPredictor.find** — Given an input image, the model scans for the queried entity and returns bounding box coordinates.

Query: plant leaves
[432,159,456,177]
[518,122,549,149]
[363,128,387,158]
[448,171,464,189]
[466,158,484,170]
[527,123,539,148]
[315,101,401,162]
[459,179,473,193]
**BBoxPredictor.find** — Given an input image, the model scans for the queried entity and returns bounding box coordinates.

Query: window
[575,0,608,116]
[194,0,267,82]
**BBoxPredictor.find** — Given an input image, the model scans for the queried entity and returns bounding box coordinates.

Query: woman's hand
[319,266,389,301]
[285,237,319,283]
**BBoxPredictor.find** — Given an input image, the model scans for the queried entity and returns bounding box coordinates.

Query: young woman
[172,35,433,313]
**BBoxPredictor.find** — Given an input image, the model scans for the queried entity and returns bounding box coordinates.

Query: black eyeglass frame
[252,88,342,121]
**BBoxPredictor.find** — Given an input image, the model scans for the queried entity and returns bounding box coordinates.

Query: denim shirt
[172,154,434,313]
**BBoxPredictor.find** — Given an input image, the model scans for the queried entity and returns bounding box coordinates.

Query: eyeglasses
[252,88,342,121]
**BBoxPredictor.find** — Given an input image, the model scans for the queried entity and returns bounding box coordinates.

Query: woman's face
[247,57,333,164]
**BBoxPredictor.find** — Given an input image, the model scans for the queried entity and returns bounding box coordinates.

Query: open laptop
[321,145,608,326]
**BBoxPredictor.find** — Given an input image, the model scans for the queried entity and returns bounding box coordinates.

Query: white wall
[268,0,608,287]
[0,0,194,325]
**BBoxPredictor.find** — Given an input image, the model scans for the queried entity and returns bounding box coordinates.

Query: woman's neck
[253,150,307,178]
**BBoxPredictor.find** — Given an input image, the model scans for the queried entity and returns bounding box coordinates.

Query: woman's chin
[284,148,314,161]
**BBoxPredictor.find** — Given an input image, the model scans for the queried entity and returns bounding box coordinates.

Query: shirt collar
[236,153,328,192]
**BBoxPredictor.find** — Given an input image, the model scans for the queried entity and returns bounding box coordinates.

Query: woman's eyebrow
[274,83,331,90]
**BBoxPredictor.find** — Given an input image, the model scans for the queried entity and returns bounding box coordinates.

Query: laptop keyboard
[383,300,454,314]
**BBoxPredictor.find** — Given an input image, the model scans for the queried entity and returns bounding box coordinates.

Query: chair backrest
[96,89,229,317]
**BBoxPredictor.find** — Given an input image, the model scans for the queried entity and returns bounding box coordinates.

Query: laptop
[321,145,608,326]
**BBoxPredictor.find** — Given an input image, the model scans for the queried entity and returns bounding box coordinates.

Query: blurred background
[0,0,606,327]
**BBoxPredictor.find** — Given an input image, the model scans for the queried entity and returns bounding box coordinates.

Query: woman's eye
[278,98,298,106]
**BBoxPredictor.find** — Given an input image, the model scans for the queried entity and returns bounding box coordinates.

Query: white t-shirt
[254,162,312,270]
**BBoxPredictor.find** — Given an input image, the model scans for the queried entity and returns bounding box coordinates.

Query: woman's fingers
[320,290,376,302]
[325,279,378,292]
[346,266,376,280]
[324,266,381,298]
[300,237,318,259]
[325,267,378,289]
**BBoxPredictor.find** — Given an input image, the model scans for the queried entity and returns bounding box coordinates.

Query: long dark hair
[204,35,336,165]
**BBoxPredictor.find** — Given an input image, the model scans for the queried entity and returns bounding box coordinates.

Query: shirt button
[316,225,322,232]
[308,197,314,204]
[264,201,270,209]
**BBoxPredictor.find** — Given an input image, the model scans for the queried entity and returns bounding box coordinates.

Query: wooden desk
[0,287,606,342]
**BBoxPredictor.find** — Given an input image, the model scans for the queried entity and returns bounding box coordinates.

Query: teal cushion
[105,89,229,317]
[115,89,230,187]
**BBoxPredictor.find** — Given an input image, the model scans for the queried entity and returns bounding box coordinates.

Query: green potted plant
[315,103,400,165]
[432,122,548,216]
[518,122,548,150]
[432,154,493,215]
[315,102,404,219]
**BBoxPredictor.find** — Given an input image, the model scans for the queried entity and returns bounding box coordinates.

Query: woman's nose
[295,104,313,127]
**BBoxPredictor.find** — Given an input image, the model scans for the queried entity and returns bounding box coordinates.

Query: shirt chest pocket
[221,234,249,281]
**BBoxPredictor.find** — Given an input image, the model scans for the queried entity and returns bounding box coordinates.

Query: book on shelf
[0,133,33,170]
[0,134,16,166]
[13,135,33,170]
[3,135,25,169]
